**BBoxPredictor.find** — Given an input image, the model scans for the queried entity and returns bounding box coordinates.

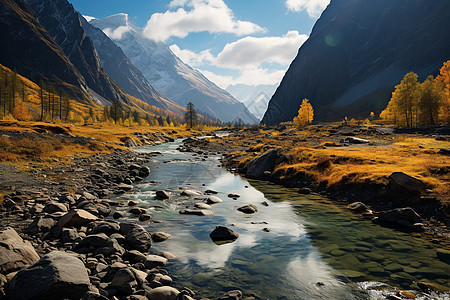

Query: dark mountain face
[262,0,450,125]
[0,0,88,99]
[25,0,129,105]
[79,16,183,114]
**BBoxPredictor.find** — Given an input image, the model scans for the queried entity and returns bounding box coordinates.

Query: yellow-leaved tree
[293,98,314,128]
[437,60,450,125]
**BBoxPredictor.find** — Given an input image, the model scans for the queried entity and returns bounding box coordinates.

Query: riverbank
[180,124,450,242]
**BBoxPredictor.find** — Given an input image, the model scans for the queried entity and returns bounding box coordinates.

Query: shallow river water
[114,140,449,299]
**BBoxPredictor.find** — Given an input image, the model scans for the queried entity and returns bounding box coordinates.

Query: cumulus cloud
[286,0,330,18]
[200,68,286,89]
[169,44,214,66]
[143,0,264,41]
[216,31,308,69]
[102,26,131,40]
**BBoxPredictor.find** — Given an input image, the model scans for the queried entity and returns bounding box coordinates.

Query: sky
[71,0,330,90]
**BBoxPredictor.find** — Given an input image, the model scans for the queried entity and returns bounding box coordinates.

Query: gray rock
[194,203,211,209]
[83,233,110,248]
[125,225,152,252]
[389,172,425,199]
[144,255,168,269]
[113,212,124,219]
[43,202,68,214]
[217,290,243,300]
[0,227,40,273]
[139,214,152,222]
[237,204,258,214]
[179,209,213,216]
[130,207,147,215]
[146,286,179,300]
[298,188,311,195]
[205,196,222,204]
[91,221,120,235]
[155,190,170,200]
[347,202,370,213]
[209,226,239,242]
[25,217,56,234]
[123,250,146,264]
[180,189,202,197]
[61,228,80,243]
[246,148,285,178]
[110,268,137,295]
[376,207,422,228]
[118,183,133,192]
[57,209,98,227]
[344,137,369,144]
[152,232,171,242]
[8,251,90,300]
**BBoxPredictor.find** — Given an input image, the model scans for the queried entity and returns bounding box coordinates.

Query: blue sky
[72,0,330,89]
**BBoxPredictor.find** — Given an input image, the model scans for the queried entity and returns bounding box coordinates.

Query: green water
[113,141,450,299]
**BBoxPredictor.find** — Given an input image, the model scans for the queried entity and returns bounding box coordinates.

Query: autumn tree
[293,98,314,128]
[13,99,31,121]
[184,102,197,128]
[437,60,450,125]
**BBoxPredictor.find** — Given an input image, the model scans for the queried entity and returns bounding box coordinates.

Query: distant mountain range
[262,0,450,125]
[226,84,277,120]
[90,14,258,124]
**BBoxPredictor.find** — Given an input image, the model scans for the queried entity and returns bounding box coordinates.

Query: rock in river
[8,251,90,300]
[209,226,239,243]
[155,190,170,200]
[146,286,180,300]
[376,207,422,228]
[179,209,213,216]
[245,148,286,179]
[237,204,258,214]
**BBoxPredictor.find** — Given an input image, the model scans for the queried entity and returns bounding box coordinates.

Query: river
[113,139,449,299]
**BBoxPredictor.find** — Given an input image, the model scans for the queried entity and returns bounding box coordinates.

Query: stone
[0,227,40,273]
[417,281,450,292]
[205,196,222,204]
[344,137,369,144]
[180,190,202,197]
[57,209,98,227]
[43,202,68,214]
[144,255,168,269]
[125,225,152,252]
[113,212,124,219]
[118,183,133,192]
[110,268,137,295]
[152,232,171,242]
[347,202,370,213]
[61,228,80,243]
[376,207,421,228]
[155,190,170,200]
[8,251,90,300]
[246,148,285,178]
[91,221,120,235]
[146,286,179,300]
[158,251,177,260]
[209,226,239,242]
[129,207,147,215]
[227,193,240,199]
[139,214,152,222]
[82,233,110,248]
[237,204,258,214]
[25,217,56,234]
[389,172,425,199]
[179,209,213,216]
[123,250,146,264]
[298,188,312,195]
[194,202,211,209]
[217,290,243,300]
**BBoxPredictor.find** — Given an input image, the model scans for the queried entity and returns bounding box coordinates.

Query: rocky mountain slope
[90,14,258,124]
[25,0,129,106]
[79,16,183,114]
[262,0,450,125]
[0,0,89,101]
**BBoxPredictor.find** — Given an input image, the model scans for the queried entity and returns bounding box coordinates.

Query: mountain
[262,0,450,125]
[79,16,183,114]
[226,84,277,120]
[90,14,258,124]
[0,0,89,100]
[25,0,129,106]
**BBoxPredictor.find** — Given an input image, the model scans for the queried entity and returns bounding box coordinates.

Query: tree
[13,100,31,121]
[39,80,45,121]
[417,76,442,126]
[184,102,197,128]
[437,60,450,125]
[293,98,314,128]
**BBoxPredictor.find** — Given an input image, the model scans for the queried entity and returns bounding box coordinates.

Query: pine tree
[184,102,197,128]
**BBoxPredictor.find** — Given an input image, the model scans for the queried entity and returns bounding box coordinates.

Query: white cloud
[143,0,264,41]
[169,44,214,66]
[102,25,131,40]
[286,0,330,18]
[200,68,286,89]
[216,31,308,70]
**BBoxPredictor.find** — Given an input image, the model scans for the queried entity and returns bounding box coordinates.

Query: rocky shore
[0,149,243,300]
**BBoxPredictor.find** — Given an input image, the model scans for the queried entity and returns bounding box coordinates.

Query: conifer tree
[184,102,197,128]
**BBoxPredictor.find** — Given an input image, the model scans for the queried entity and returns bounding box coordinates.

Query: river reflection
[113,141,450,299]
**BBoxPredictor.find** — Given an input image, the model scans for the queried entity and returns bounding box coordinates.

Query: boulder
[217,290,243,300]
[61,228,80,243]
[123,250,146,264]
[110,268,137,295]
[146,286,179,300]
[152,232,172,242]
[0,227,40,273]
[25,217,56,234]
[344,137,369,144]
[144,255,168,269]
[82,233,110,248]
[209,226,239,242]
[57,209,98,227]
[155,190,170,200]
[139,214,152,222]
[205,196,222,204]
[180,190,202,197]
[8,251,90,300]
[91,221,120,235]
[194,203,211,209]
[389,172,425,199]
[237,204,258,214]
[376,207,422,228]
[347,202,370,213]
[298,188,312,195]
[246,148,285,178]
[179,209,213,216]
[43,202,68,214]
[125,225,152,252]
[118,183,133,192]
